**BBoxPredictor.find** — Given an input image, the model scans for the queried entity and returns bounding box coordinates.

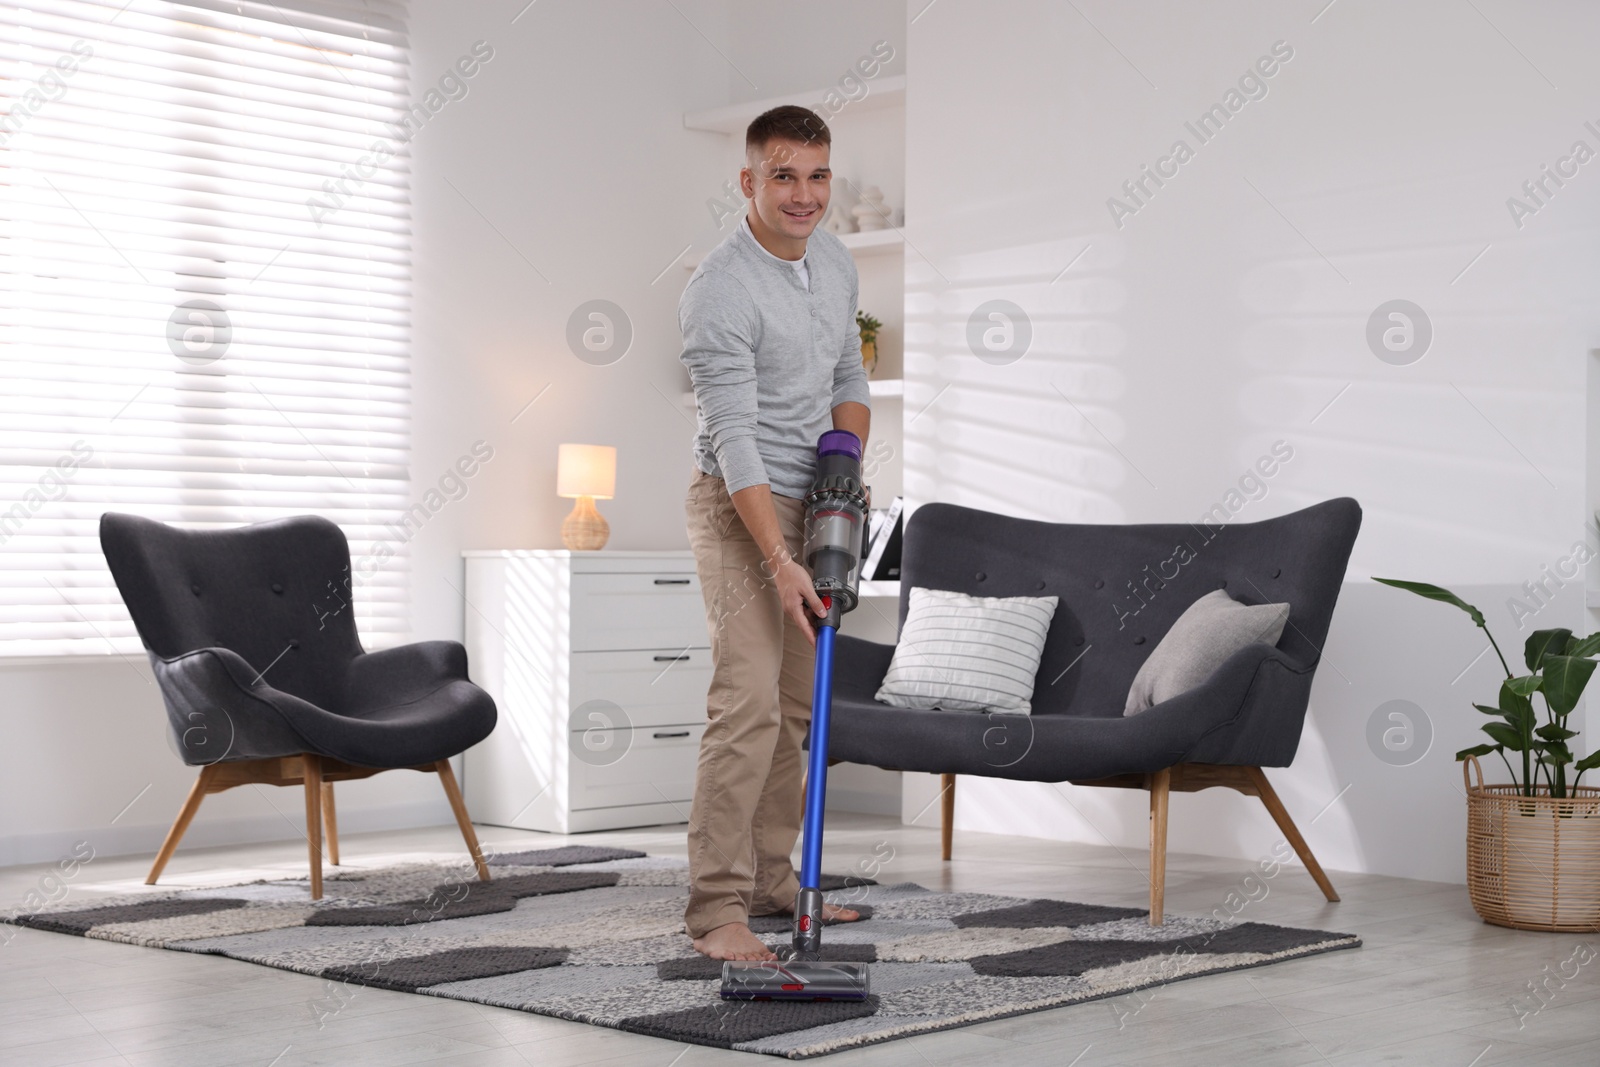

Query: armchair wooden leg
[940,774,956,862]
[1247,767,1340,902]
[147,765,219,885]
[436,759,491,883]
[322,782,339,866]
[1148,768,1170,926]
[303,756,324,901]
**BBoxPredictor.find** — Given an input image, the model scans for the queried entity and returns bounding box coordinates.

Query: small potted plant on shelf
[1376,578,1600,931]
[856,310,881,375]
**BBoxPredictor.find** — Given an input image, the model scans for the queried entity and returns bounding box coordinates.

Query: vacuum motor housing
[802,429,868,627]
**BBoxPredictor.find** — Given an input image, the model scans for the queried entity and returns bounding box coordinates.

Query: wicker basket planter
[1464,755,1600,931]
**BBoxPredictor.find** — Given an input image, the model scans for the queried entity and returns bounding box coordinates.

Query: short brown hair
[746,105,830,156]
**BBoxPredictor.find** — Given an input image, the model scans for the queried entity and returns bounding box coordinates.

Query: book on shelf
[860,495,903,581]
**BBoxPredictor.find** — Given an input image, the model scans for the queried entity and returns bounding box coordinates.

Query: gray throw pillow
[875,586,1059,714]
[1123,588,1290,715]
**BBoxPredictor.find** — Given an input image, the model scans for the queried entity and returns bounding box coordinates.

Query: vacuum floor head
[719,959,871,1001]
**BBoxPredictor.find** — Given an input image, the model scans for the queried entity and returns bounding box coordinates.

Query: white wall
[900,0,1600,884]
[0,1,921,867]
[725,1,907,106]
[18,1,1588,887]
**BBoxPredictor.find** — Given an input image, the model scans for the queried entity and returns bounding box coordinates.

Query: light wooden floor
[2,812,1596,1066]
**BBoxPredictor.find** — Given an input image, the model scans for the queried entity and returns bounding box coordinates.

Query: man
[679,105,871,961]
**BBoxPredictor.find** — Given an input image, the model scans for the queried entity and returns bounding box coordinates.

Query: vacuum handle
[809,591,845,630]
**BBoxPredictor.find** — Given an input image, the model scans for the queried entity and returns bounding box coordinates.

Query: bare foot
[691,922,779,961]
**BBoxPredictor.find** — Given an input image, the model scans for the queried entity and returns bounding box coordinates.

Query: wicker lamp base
[561,495,610,551]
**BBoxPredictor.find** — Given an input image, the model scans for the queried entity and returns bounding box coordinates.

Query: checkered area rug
[4,847,1361,1058]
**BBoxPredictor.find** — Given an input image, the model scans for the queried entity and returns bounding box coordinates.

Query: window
[0,0,412,655]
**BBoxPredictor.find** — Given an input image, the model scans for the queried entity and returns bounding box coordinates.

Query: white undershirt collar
[741,214,809,291]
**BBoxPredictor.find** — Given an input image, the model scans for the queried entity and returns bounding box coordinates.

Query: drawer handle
[653,654,691,662]
[653,578,691,585]
[652,730,691,739]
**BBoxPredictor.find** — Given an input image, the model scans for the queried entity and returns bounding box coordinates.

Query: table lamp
[557,443,616,550]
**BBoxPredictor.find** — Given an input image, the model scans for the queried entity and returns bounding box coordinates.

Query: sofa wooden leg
[322,782,339,866]
[1148,768,1170,925]
[940,773,956,861]
[147,765,218,885]
[1248,767,1340,902]
[303,756,324,901]
[436,759,492,882]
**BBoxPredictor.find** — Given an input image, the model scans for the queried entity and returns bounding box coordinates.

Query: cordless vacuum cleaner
[719,429,871,1002]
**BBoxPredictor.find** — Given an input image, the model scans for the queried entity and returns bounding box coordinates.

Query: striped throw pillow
[874,586,1059,714]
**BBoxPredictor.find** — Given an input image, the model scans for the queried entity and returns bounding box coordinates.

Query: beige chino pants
[682,466,816,939]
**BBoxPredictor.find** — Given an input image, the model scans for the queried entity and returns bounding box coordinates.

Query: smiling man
[678,105,872,961]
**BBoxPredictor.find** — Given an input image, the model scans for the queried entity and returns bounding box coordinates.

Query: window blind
[0,0,413,656]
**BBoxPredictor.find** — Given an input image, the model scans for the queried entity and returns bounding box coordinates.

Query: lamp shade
[556,443,616,499]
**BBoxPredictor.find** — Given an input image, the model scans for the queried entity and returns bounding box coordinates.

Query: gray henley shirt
[679,221,871,500]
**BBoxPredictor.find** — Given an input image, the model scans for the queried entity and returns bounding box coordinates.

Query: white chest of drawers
[460,550,711,833]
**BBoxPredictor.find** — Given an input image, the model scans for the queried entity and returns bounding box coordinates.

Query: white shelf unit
[839,228,904,256]
[682,228,903,272]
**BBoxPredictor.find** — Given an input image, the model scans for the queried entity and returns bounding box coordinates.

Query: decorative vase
[1463,755,1600,931]
[852,186,888,232]
[860,338,877,374]
[823,201,855,235]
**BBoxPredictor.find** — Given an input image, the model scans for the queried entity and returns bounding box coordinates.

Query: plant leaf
[1483,722,1527,750]
[1474,703,1510,718]
[1457,744,1499,760]
[1372,579,1486,627]
[1575,750,1600,772]
[1568,633,1600,658]
[1536,723,1579,742]
[1498,681,1536,731]
[1505,675,1542,698]
[1540,655,1597,717]
[1525,629,1574,671]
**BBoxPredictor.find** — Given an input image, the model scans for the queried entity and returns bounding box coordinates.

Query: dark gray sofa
[828,497,1362,922]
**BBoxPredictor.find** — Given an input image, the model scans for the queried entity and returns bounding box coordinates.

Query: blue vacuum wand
[720,429,871,1002]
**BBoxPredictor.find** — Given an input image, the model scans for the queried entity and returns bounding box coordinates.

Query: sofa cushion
[1124,589,1289,715]
[874,586,1059,714]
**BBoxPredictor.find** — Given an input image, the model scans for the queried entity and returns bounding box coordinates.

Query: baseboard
[0,800,454,869]
[826,788,902,818]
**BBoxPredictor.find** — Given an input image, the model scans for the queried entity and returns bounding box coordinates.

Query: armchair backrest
[895,498,1362,717]
[99,513,362,710]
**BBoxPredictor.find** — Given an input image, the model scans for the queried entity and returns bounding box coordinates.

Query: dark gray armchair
[100,513,497,899]
[828,498,1361,923]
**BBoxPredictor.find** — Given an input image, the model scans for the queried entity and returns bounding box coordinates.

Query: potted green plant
[1375,578,1600,930]
[856,310,881,375]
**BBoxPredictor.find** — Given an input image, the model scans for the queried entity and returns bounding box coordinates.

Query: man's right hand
[773,555,827,646]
